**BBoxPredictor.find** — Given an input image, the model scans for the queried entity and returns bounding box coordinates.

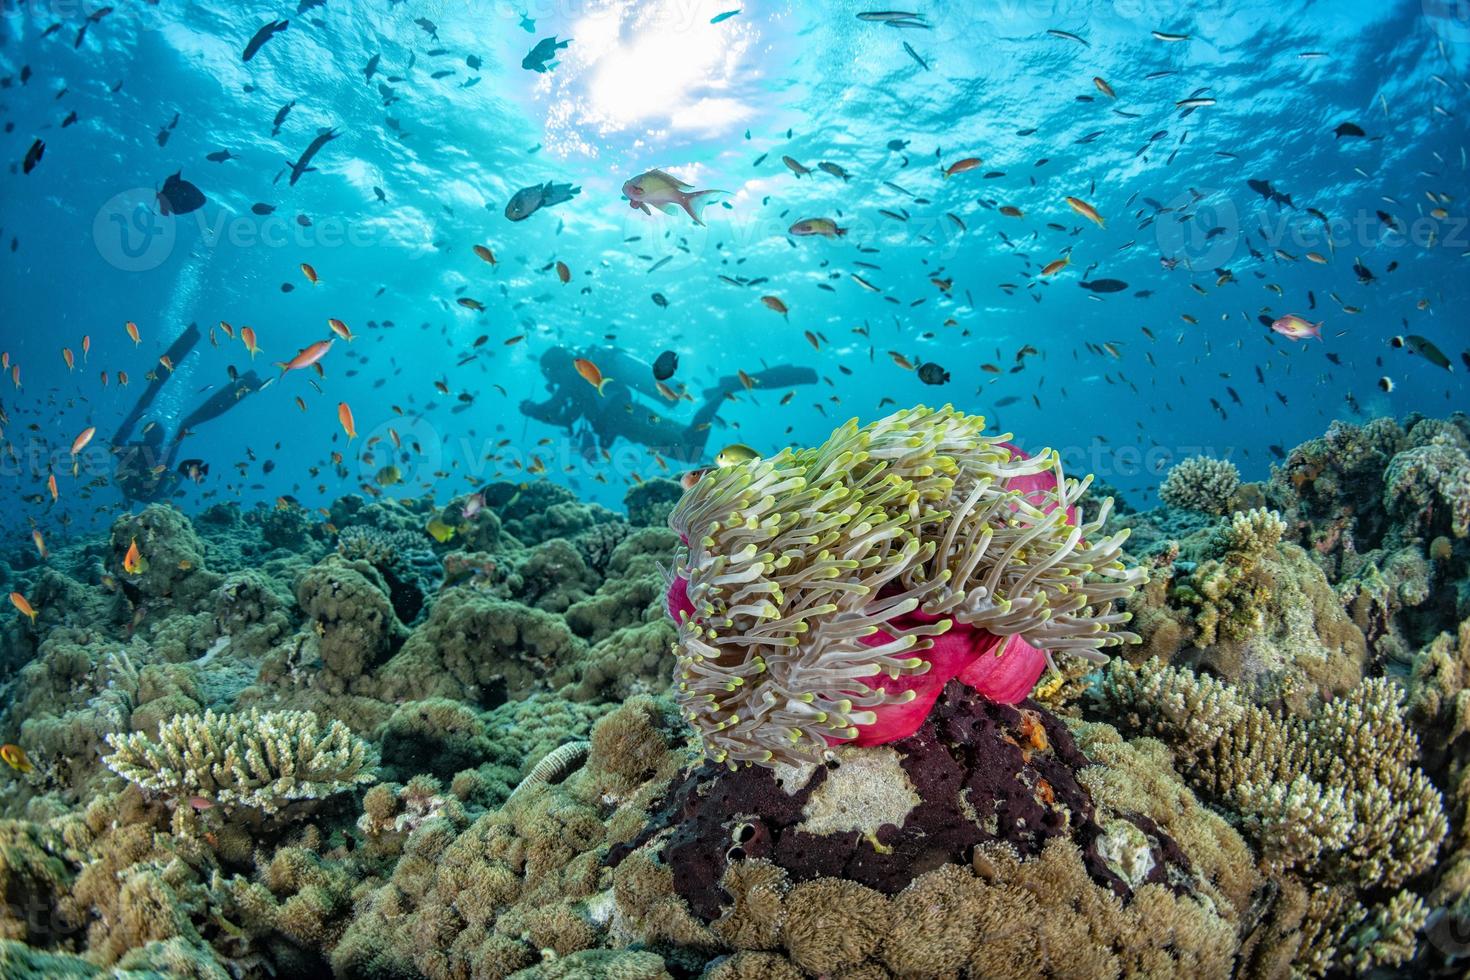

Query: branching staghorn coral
[336,525,425,566]
[668,405,1144,767]
[1102,660,1446,889]
[103,708,378,814]
[1158,455,1240,515]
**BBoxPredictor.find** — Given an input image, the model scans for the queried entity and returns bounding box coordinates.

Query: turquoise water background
[2,0,1467,530]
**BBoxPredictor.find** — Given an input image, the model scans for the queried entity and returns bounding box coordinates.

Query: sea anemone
[666,405,1144,767]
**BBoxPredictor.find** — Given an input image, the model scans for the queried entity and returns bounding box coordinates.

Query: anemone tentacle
[669,405,1146,768]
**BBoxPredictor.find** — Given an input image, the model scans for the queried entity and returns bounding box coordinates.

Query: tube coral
[667,405,1144,767]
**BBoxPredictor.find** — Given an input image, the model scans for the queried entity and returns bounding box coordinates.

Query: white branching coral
[669,405,1144,768]
[103,708,378,814]
[1158,455,1240,514]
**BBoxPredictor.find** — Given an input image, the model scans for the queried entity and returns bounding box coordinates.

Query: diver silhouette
[518,346,817,465]
[110,323,264,502]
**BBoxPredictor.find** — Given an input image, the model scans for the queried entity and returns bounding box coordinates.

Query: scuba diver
[519,346,817,465]
[110,322,265,502]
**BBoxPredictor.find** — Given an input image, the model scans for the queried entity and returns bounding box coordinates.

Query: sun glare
[569,0,756,135]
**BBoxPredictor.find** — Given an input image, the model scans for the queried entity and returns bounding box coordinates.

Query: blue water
[2,0,1467,533]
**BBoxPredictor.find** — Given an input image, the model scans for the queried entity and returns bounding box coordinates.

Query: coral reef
[1158,455,1241,515]
[1120,508,1366,711]
[1101,658,1444,974]
[1267,414,1470,661]
[1,413,1468,977]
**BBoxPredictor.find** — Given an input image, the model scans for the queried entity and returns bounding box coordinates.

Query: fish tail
[680,190,725,226]
[596,378,610,396]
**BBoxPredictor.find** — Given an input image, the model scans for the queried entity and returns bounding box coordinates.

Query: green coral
[335,525,425,566]
[1126,508,1365,709]
[295,554,407,690]
[102,708,377,815]
[108,504,222,612]
[1168,508,1286,645]
[624,478,685,527]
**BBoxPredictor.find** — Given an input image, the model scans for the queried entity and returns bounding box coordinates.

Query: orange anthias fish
[82,335,90,361]
[159,355,175,372]
[70,426,96,458]
[555,261,570,284]
[1041,257,1070,276]
[117,370,129,386]
[573,357,608,395]
[9,592,37,624]
[943,156,984,178]
[123,537,149,575]
[1065,196,1106,228]
[125,320,141,345]
[761,295,789,317]
[241,326,261,358]
[0,744,34,774]
[473,244,497,266]
[47,473,58,502]
[328,318,354,342]
[32,530,46,560]
[338,401,357,441]
[276,339,333,375]
[61,347,74,371]
[219,320,236,339]
[301,262,319,285]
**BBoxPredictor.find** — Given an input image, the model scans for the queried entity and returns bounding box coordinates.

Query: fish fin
[648,168,693,189]
[680,189,726,225]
